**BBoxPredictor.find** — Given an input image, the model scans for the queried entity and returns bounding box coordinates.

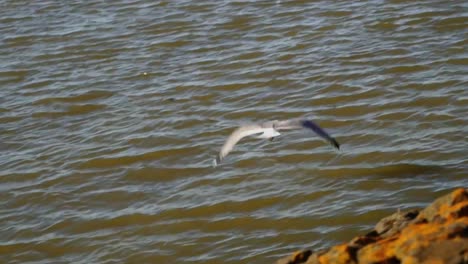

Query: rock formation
[276,188,468,264]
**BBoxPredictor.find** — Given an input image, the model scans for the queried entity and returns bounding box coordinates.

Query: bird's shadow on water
[372,163,448,179]
[314,143,453,180]
[204,137,453,182]
[319,162,449,180]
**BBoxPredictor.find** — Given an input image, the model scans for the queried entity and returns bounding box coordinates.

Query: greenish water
[0,1,467,263]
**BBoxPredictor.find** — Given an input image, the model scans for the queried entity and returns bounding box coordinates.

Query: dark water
[1,1,467,263]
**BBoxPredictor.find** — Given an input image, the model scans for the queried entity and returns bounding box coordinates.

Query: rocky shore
[276,188,468,264]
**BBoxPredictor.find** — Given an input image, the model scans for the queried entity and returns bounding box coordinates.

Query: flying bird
[213,118,339,166]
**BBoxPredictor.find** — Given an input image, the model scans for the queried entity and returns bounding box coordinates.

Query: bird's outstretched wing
[274,119,340,149]
[214,124,266,165]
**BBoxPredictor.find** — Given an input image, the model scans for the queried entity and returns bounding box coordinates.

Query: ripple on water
[31,104,107,118]
[31,90,114,105]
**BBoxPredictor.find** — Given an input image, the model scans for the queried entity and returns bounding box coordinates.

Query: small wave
[78,146,202,169]
[319,163,444,178]
[32,90,114,105]
[32,104,106,118]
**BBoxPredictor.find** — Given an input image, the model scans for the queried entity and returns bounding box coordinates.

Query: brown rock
[276,249,312,264]
[275,188,468,264]
[349,234,379,249]
[446,200,468,219]
[317,244,357,264]
[304,252,321,264]
[374,209,419,238]
[415,188,468,223]
[358,217,468,264]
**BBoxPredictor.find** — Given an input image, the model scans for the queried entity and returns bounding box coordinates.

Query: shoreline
[276,188,468,264]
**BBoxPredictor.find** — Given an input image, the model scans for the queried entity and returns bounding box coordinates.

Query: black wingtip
[331,138,340,150]
[301,120,340,150]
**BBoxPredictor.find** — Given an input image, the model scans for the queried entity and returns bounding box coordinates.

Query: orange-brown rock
[275,188,468,264]
[276,250,312,264]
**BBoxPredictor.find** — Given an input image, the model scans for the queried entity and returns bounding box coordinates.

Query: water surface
[1,0,467,263]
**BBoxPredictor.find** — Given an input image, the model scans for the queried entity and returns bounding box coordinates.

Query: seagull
[213,118,340,166]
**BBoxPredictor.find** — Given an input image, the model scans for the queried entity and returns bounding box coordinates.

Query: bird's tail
[212,155,222,167]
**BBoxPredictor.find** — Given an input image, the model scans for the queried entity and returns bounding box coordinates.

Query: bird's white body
[255,128,281,139]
